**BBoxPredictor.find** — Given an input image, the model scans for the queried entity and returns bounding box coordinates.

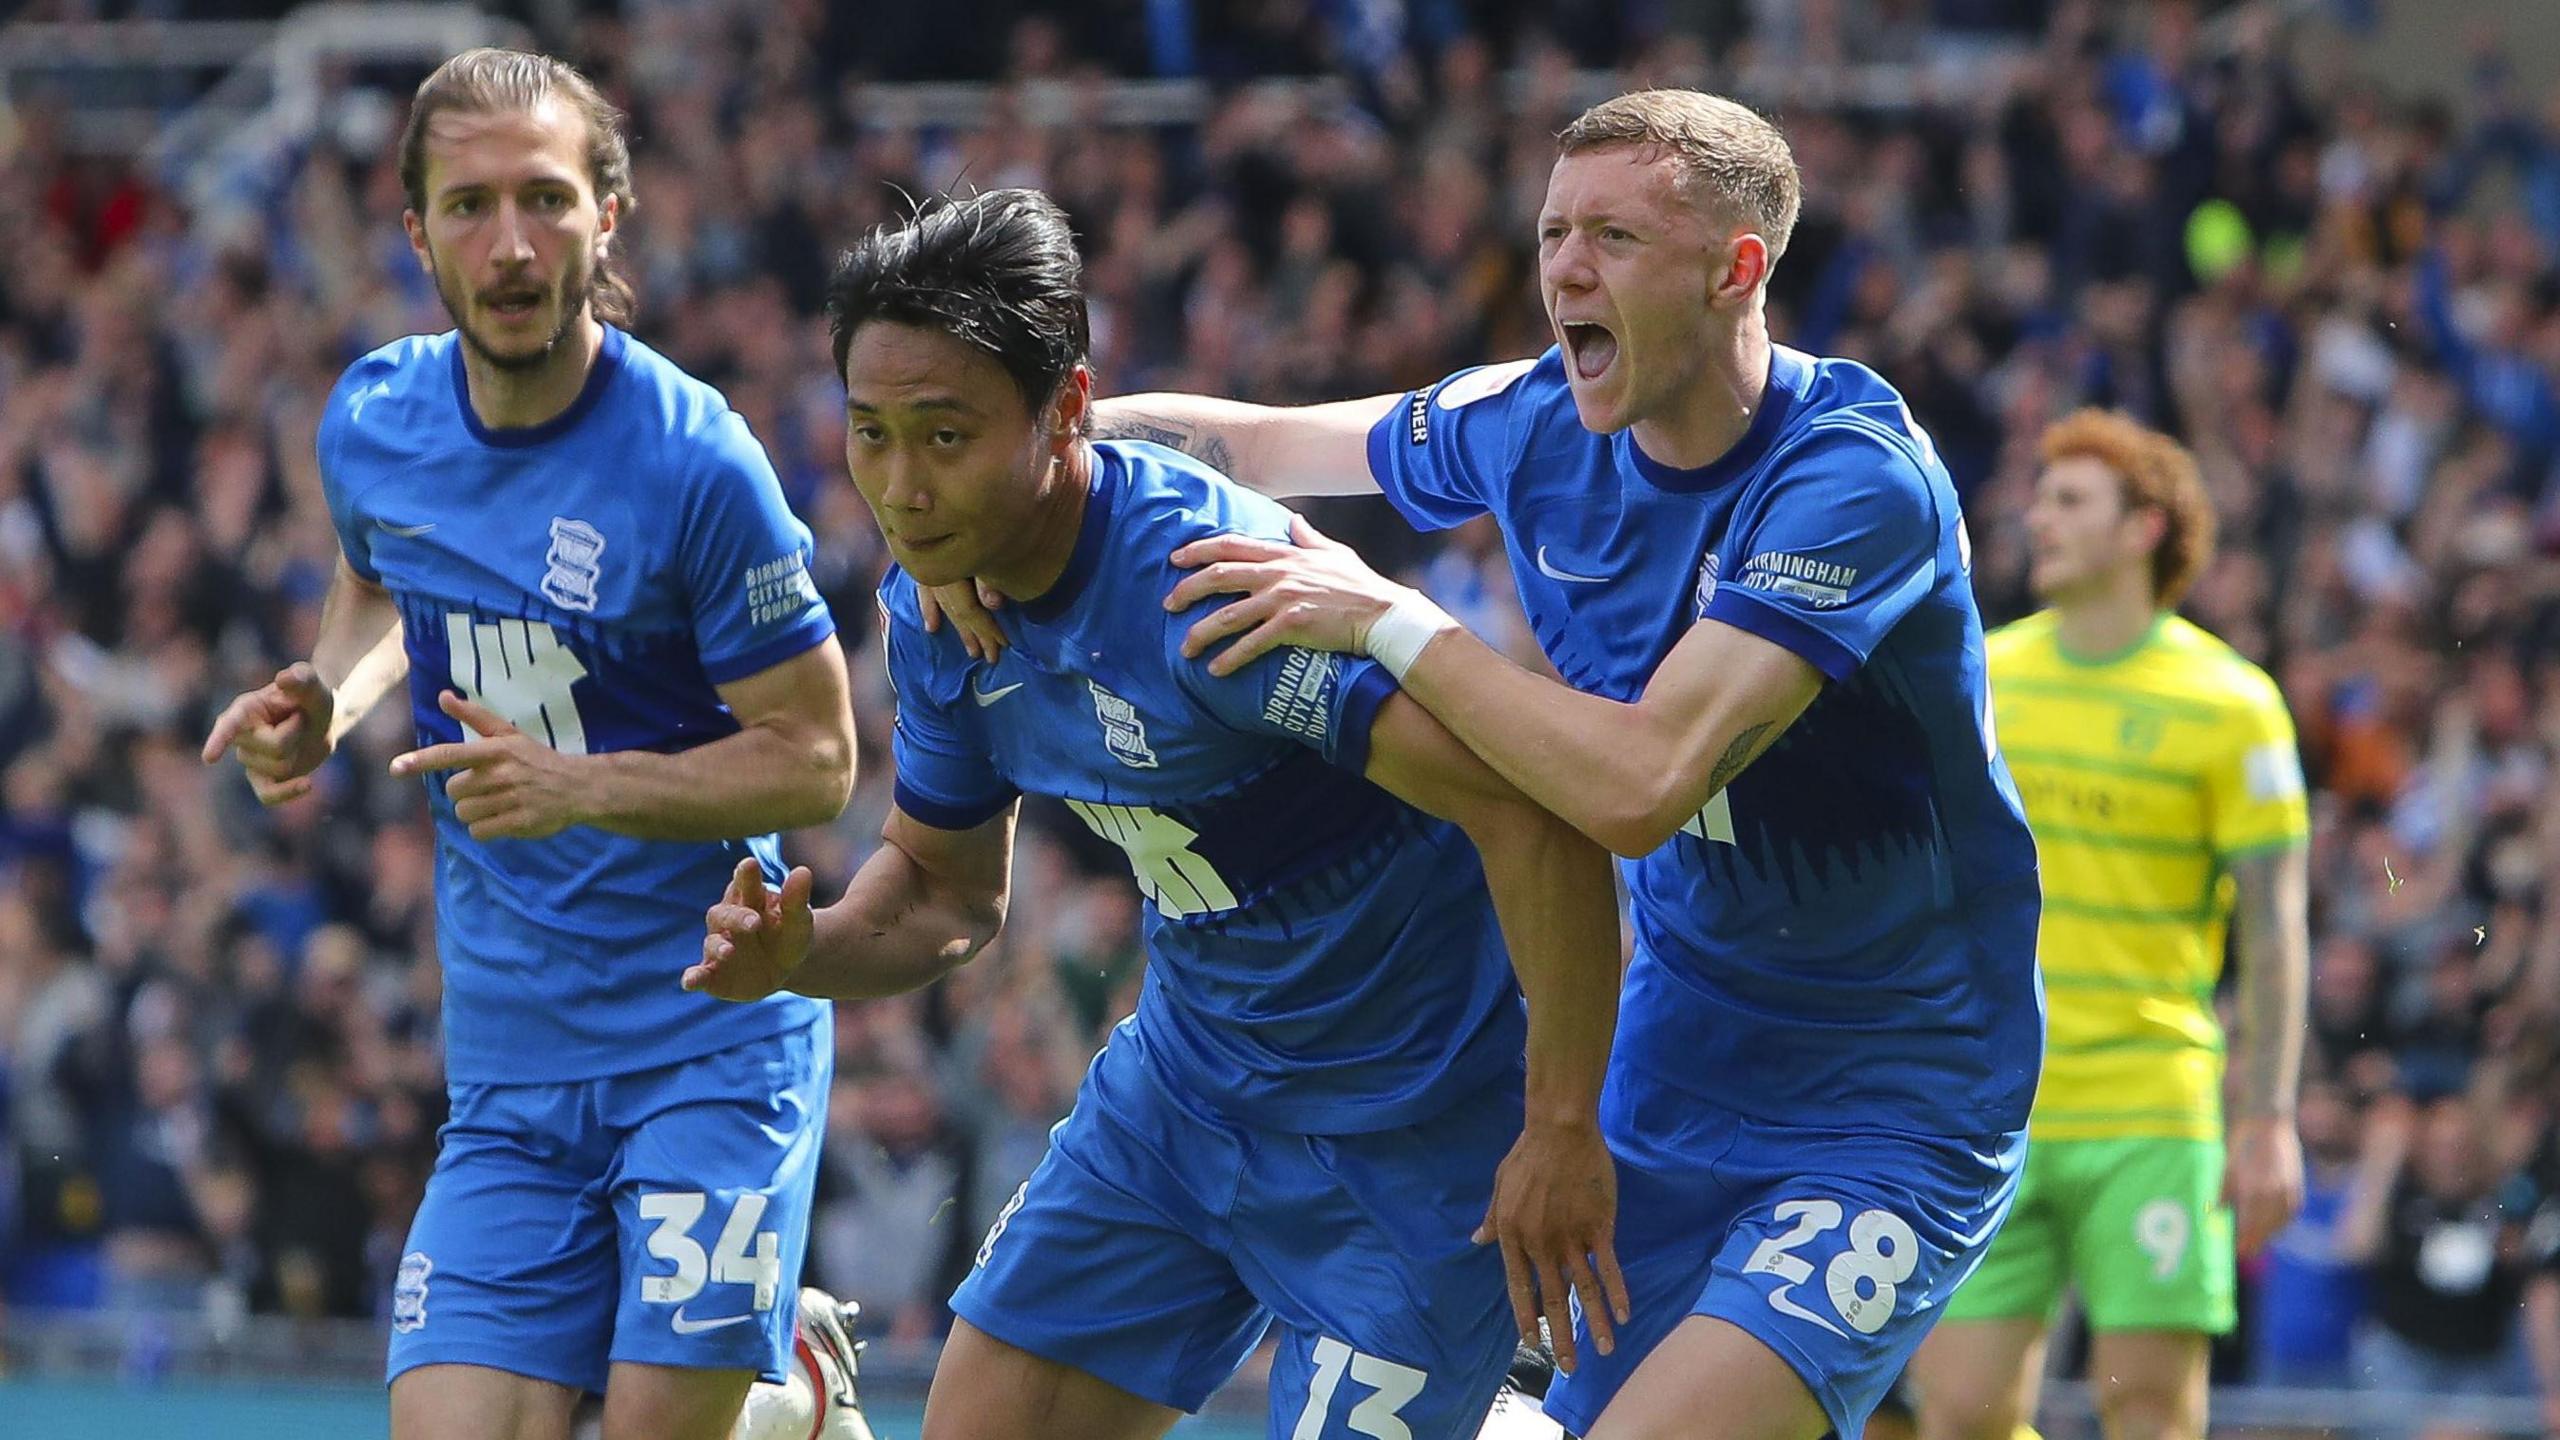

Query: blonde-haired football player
[1908,411,2311,1440]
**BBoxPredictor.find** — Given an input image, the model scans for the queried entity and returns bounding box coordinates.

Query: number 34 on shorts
[1739,1199,1927,1338]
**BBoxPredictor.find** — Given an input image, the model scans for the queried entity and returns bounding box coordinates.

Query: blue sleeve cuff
[892,779,1016,833]
[1703,588,1862,683]
[1329,663,1401,775]
[700,614,838,686]
[1365,400,1478,533]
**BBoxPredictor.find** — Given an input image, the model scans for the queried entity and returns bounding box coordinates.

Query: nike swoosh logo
[1534,546,1608,585]
[972,682,1025,706]
[375,519,438,538]
[1764,1286,1850,1338]
[670,1309,755,1335]
[349,379,393,422]
[757,1089,808,1146]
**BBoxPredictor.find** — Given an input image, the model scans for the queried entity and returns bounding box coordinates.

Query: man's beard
[432,253,597,374]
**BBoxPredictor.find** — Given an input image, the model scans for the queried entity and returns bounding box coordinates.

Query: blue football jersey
[319,326,837,1084]
[880,441,1526,1133]
[1366,345,2043,1135]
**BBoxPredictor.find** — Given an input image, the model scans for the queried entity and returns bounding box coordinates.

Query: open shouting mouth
[1560,320,1619,381]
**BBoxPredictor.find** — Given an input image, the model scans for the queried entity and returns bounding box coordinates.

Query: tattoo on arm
[2230,846,2310,1117]
[1092,410,1236,475]
[1708,722,1779,795]
[1094,414,1192,448]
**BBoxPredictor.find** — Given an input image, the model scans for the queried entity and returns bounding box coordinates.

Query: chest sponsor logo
[2016,771,2133,825]
[447,615,589,755]
[1089,681,1159,769]
[541,516,606,613]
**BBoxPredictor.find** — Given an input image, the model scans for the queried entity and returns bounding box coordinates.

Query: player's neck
[2053,574,2161,664]
[984,442,1093,604]
[1628,320,1769,472]
[460,314,606,431]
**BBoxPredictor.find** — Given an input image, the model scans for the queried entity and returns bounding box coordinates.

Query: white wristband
[1364,588,1457,680]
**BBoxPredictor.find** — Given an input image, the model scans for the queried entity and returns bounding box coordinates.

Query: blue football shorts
[1541,1053,2025,1440]
[386,1013,830,1394]
[952,1029,1525,1440]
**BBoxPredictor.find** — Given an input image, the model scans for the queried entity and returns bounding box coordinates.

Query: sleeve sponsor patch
[744,552,820,627]
[2243,741,2305,802]
[1262,649,1342,745]
[1409,359,1537,445]
[1739,551,1858,608]
[1433,358,1538,410]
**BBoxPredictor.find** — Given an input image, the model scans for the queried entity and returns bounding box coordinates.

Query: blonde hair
[1557,89,1802,261]
[399,48,637,325]
[2038,409,2218,608]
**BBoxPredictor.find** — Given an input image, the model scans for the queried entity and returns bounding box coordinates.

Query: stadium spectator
[2339,1095,2538,1409]
[2248,1080,2370,1389]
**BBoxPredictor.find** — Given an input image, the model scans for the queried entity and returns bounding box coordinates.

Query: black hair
[825,188,1090,416]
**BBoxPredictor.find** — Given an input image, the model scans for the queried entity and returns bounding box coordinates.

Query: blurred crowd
[2,0,2558,1417]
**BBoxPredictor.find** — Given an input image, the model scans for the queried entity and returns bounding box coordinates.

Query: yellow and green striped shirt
[1988,612,2309,1142]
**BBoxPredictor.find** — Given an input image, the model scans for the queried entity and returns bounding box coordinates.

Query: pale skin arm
[316,559,412,744]
[1359,693,1629,1371]
[1382,619,1820,859]
[388,637,856,841]
[1088,392,1397,498]
[690,803,1013,1003]
[201,556,407,804]
[326,623,411,748]
[2223,845,2311,1257]
[1167,519,1823,858]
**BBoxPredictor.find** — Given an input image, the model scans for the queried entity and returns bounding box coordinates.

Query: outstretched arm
[1091,392,1395,497]
[690,802,1013,1002]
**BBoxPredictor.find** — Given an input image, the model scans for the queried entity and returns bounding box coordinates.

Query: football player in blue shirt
[690,187,1629,1440]
[930,89,2044,1440]
[201,49,871,1440]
